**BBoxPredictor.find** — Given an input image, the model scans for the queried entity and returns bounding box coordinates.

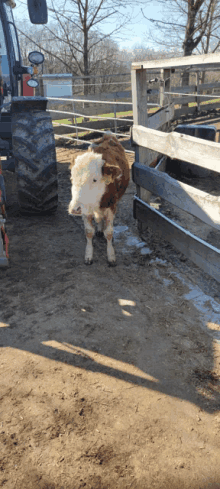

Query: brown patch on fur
[102,163,122,182]
[90,134,130,212]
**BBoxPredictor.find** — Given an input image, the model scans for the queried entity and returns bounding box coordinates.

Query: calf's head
[68,151,121,216]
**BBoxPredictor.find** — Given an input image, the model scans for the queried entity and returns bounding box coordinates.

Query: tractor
[0,0,58,266]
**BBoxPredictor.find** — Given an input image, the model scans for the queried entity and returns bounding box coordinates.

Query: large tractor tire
[11,97,58,215]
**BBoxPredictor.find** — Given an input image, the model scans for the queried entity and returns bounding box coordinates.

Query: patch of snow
[126,236,148,248]
[171,272,220,343]
[150,258,168,266]
[140,247,153,255]
[184,289,202,301]
[113,225,128,238]
[211,302,220,314]
[136,242,147,249]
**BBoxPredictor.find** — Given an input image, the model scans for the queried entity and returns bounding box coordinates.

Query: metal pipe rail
[50,109,133,122]
[47,95,135,140]
[48,81,132,88]
[47,96,132,105]
[53,121,130,139]
[165,91,220,98]
[54,133,134,154]
[47,96,159,107]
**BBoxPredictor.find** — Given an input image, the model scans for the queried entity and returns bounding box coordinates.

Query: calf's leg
[83,215,95,265]
[104,208,116,266]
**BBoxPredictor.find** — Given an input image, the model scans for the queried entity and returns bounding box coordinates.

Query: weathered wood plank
[171,85,197,94]
[173,96,197,105]
[174,95,220,105]
[171,81,220,93]
[174,106,197,118]
[196,72,201,112]
[100,90,132,100]
[133,162,220,230]
[132,124,220,172]
[147,89,159,96]
[131,68,151,232]
[132,52,220,71]
[134,196,220,284]
[148,105,174,130]
[174,101,220,117]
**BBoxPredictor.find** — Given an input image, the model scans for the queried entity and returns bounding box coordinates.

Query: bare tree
[17,21,128,96]
[142,1,220,56]
[17,0,140,94]
[142,1,220,85]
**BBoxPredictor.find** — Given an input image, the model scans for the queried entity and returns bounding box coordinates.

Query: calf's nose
[75,206,82,214]
[68,203,82,215]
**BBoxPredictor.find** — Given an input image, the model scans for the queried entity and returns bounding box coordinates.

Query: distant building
[42,73,72,97]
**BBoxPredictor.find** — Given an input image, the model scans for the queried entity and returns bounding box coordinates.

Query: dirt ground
[1,142,220,489]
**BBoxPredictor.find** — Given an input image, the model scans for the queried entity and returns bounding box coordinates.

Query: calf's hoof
[85,258,93,265]
[108,260,117,267]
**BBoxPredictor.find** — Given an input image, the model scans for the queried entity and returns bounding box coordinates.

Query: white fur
[68,152,105,217]
[83,208,115,265]
[68,150,117,265]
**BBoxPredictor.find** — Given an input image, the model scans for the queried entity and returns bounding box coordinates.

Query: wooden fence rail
[133,161,220,230]
[132,124,220,172]
[131,51,220,283]
[133,196,220,284]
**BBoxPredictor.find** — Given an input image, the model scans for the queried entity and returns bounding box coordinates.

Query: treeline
[15,0,220,93]
[17,21,178,95]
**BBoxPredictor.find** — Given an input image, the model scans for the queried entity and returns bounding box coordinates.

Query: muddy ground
[1,141,220,489]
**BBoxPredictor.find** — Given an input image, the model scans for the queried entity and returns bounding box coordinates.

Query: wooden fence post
[160,69,171,106]
[160,69,164,107]
[164,69,171,104]
[72,101,74,122]
[72,102,78,142]
[196,72,200,112]
[132,67,152,233]
[114,103,117,134]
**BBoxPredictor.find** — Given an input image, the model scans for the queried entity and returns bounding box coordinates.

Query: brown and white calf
[68,134,130,265]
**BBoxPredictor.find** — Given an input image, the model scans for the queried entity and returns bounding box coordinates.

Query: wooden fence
[131,52,220,283]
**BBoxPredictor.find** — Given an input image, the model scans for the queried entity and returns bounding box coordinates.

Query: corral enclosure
[1,53,220,489]
[44,53,220,283]
[1,139,220,489]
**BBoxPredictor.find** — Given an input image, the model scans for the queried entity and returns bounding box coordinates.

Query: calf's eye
[93,178,97,182]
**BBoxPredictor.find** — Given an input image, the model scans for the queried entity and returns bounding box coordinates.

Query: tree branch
[141,8,185,28]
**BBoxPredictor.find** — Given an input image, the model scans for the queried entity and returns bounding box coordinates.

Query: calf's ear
[88,143,98,152]
[102,163,122,182]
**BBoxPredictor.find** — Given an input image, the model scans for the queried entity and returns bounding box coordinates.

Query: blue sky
[13,0,162,50]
